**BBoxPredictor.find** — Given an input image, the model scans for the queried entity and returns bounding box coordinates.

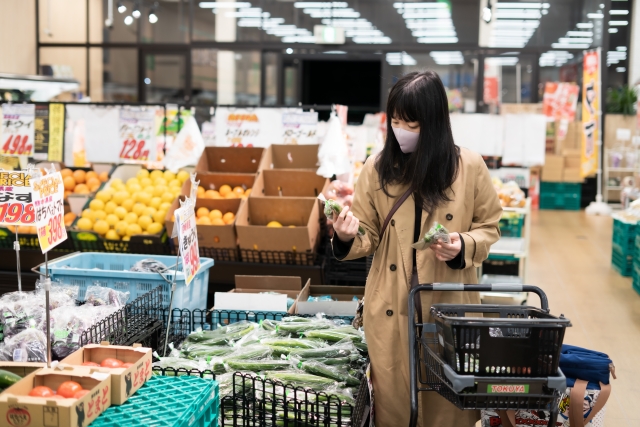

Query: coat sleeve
[459,155,503,268]
[330,157,381,261]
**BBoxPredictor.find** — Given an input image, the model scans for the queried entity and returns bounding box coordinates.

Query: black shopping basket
[408,284,571,427]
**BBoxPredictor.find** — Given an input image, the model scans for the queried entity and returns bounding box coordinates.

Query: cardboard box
[0,362,45,381]
[252,169,329,198]
[196,147,265,174]
[542,155,564,182]
[166,197,242,249]
[564,155,581,169]
[60,343,152,405]
[0,366,111,427]
[214,275,311,313]
[260,145,319,171]
[555,121,583,155]
[236,197,320,252]
[563,168,583,183]
[180,172,256,198]
[296,285,364,316]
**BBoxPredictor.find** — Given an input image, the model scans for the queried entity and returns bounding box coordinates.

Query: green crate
[499,214,524,238]
[613,218,637,252]
[540,182,581,211]
[92,376,219,427]
[612,246,633,276]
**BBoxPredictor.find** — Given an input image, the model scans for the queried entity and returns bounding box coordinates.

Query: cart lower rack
[409,284,571,427]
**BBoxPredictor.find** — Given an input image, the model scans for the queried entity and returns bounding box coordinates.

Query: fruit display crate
[498,213,524,238]
[91,376,219,427]
[612,217,637,256]
[633,262,640,296]
[611,245,633,277]
[39,252,214,310]
[539,182,581,211]
[0,226,76,251]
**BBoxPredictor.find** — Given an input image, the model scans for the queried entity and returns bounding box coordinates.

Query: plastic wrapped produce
[84,285,130,307]
[179,344,236,359]
[276,318,335,335]
[183,321,255,345]
[264,370,336,390]
[233,327,274,347]
[297,360,360,386]
[0,329,48,362]
[318,194,365,235]
[129,258,168,273]
[288,340,356,360]
[152,357,208,375]
[259,337,327,349]
[412,222,450,250]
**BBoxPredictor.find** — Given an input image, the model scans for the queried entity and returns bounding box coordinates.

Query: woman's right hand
[332,206,360,242]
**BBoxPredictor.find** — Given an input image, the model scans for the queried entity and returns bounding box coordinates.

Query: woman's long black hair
[375,71,459,213]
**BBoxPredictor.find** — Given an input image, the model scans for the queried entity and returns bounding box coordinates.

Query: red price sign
[0,171,35,226]
[0,202,35,224]
[119,139,150,161]
[118,108,156,164]
[31,172,67,253]
[1,104,35,157]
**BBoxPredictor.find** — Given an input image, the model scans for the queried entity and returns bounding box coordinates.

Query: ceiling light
[494,20,540,28]
[610,10,629,14]
[324,50,346,54]
[386,52,416,66]
[117,1,126,13]
[403,10,451,19]
[412,29,457,37]
[616,67,626,72]
[587,12,604,18]
[294,2,348,8]
[352,36,391,44]
[559,37,593,43]
[551,43,589,48]
[567,31,593,36]
[576,22,594,28]
[148,4,158,24]
[199,2,252,7]
[393,2,449,9]
[609,21,628,25]
[132,1,141,18]
[405,20,455,29]
[286,48,293,54]
[321,19,372,28]
[496,2,549,8]
[307,10,360,18]
[483,0,493,23]
[417,36,458,43]
[609,28,618,33]
[345,29,383,36]
[617,46,627,51]
[495,10,541,19]
[124,15,134,25]
[430,51,464,65]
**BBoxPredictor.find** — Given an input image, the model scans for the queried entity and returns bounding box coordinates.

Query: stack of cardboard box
[542,121,583,183]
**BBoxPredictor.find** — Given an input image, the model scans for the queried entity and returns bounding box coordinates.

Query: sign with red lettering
[31,171,67,253]
[118,108,156,163]
[0,171,35,226]
[1,104,35,156]
[175,201,200,285]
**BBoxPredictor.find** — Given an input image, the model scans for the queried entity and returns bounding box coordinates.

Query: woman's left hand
[430,232,462,261]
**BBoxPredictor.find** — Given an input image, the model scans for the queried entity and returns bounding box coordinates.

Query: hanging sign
[1,104,36,156]
[163,116,205,172]
[0,171,35,226]
[118,108,156,163]
[581,50,600,178]
[282,112,318,145]
[48,104,65,162]
[31,171,67,253]
[174,200,200,286]
[215,108,284,147]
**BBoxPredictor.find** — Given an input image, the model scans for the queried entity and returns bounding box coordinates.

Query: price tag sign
[118,108,156,163]
[31,171,67,253]
[1,104,36,156]
[175,201,201,286]
[0,171,35,226]
[282,112,318,145]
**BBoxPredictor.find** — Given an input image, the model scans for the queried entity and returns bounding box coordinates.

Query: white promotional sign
[1,104,36,156]
[31,171,68,253]
[175,201,201,286]
[118,108,157,163]
[282,112,318,145]
[163,116,205,172]
[215,108,285,147]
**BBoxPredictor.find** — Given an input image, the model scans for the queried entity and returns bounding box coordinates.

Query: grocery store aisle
[524,210,640,426]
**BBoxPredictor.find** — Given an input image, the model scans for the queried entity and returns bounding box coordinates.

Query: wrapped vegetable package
[84,285,130,307]
[412,222,450,250]
[0,329,48,362]
[317,194,366,235]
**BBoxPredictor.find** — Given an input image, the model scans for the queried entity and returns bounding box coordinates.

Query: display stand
[14,231,21,292]
[479,198,531,305]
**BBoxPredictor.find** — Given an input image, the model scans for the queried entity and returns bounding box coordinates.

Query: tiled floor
[479,210,639,426]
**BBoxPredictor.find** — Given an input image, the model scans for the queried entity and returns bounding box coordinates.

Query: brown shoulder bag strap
[379,187,414,237]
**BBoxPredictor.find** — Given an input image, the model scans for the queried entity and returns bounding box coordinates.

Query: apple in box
[61,342,152,405]
[0,366,111,427]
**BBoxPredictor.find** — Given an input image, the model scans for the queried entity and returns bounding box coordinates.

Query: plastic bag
[307,295,333,302]
[37,281,80,302]
[317,194,365,235]
[129,258,168,273]
[412,222,450,250]
[84,285,130,307]
[0,329,48,362]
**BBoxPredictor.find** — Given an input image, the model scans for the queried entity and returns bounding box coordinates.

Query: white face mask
[391,126,420,153]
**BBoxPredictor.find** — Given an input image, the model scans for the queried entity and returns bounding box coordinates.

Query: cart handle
[408,282,550,427]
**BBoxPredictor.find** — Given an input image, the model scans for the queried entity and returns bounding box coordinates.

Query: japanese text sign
[282,112,318,145]
[118,108,156,163]
[581,50,600,178]
[0,171,35,226]
[175,201,201,285]
[2,104,36,156]
[31,171,67,253]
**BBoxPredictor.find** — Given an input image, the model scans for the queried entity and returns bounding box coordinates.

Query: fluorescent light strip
[412,30,457,37]
[576,22,594,28]
[616,67,626,72]
[558,37,593,43]
[609,21,628,25]
[303,3,391,43]
[617,46,628,51]
[609,28,619,33]
[551,43,590,48]
[417,36,458,43]
[567,31,593,36]
[496,2,550,8]
[402,11,451,19]
[394,2,457,43]
[294,2,348,8]
[495,10,542,19]
[393,2,448,9]
[345,29,383,36]
[494,20,540,28]
[609,10,629,15]
[352,36,391,43]
[587,12,604,18]
[199,2,251,7]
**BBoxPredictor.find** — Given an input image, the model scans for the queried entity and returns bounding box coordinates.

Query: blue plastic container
[40,252,213,310]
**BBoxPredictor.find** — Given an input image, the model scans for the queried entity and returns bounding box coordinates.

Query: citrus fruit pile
[75,169,189,241]
[196,184,251,199]
[191,207,236,226]
[61,168,109,198]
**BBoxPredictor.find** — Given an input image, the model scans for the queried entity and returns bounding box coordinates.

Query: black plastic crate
[240,248,320,266]
[431,304,569,377]
[225,372,354,427]
[323,237,371,286]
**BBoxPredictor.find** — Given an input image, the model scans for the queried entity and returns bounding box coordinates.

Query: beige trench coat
[335,148,502,427]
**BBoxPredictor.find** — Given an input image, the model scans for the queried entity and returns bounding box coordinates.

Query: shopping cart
[409,284,571,427]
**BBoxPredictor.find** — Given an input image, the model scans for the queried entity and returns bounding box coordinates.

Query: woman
[332,71,502,426]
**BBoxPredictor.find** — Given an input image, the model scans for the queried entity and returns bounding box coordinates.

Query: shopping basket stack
[409,284,571,427]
